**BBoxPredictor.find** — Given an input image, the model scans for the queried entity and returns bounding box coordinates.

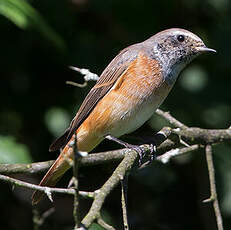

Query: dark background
[1,0,231,229]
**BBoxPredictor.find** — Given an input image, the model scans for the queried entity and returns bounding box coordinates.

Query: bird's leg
[105,135,156,166]
[147,142,157,164]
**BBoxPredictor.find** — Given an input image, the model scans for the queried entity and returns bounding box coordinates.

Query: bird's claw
[127,143,157,166]
[147,143,157,165]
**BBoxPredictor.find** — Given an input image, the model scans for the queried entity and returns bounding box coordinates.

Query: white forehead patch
[169,28,203,43]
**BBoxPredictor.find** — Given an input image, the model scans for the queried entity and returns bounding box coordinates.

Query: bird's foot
[105,135,156,166]
[146,142,157,165]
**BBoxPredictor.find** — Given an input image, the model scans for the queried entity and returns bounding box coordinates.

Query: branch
[97,216,116,230]
[121,175,129,230]
[0,127,175,175]
[172,127,231,144]
[0,160,54,174]
[0,174,94,199]
[81,148,138,228]
[156,109,188,129]
[67,66,99,88]
[156,144,200,164]
[0,104,229,229]
[72,134,81,229]
[33,207,55,230]
[203,145,223,230]
[156,109,231,145]
[81,128,173,227]
[2,126,231,175]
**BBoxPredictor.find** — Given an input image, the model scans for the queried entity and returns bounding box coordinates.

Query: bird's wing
[49,46,139,151]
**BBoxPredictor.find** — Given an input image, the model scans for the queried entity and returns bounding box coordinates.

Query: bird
[32,28,216,205]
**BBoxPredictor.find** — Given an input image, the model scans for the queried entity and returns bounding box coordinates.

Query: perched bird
[32,28,216,205]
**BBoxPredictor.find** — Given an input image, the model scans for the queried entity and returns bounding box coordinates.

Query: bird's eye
[177,35,185,42]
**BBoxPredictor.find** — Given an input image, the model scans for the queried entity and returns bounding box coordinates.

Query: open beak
[195,46,217,53]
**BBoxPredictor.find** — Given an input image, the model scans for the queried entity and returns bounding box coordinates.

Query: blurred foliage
[180,65,208,92]
[0,135,32,163]
[44,107,70,136]
[0,0,65,50]
[0,0,231,229]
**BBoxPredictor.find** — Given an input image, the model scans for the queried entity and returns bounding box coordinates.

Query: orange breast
[76,53,171,152]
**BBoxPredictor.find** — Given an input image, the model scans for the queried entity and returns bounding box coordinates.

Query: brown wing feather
[49,45,140,151]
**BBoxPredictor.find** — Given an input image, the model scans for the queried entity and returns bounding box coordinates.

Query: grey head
[143,28,216,85]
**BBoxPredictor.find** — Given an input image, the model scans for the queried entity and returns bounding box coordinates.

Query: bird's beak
[195,46,217,53]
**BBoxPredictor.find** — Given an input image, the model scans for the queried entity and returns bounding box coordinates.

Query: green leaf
[0,0,66,50]
[0,0,28,28]
[0,135,32,164]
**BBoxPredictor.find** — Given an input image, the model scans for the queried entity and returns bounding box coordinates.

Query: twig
[80,130,173,228]
[33,207,55,230]
[0,160,54,174]
[97,215,116,230]
[67,66,99,88]
[157,144,200,164]
[81,149,138,228]
[72,134,81,229]
[121,174,129,230]
[69,66,99,82]
[156,109,188,129]
[0,127,174,175]
[0,174,94,199]
[203,145,223,230]
[2,64,228,230]
[80,128,172,227]
[66,81,88,88]
[1,125,231,175]
[172,127,231,145]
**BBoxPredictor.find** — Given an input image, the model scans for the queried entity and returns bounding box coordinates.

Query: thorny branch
[0,67,229,229]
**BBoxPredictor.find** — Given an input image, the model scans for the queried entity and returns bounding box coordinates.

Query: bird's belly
[107,85,171,137]
[108,98,157,137]
[81,81,172,143]
[113,102,156,136]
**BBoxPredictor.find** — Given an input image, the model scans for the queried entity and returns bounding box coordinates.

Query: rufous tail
[31,150,71,205]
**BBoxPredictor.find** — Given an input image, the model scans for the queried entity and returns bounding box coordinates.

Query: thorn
[69,66,80,72]
[203,196,215,203]
[44,187,53,203]
[68,177,75,188]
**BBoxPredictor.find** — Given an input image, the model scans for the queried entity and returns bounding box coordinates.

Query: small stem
[156,144,200,164]
[81,149,138,228]
[0,160,54,174]
[66,81,88,88]
[33,207,55,230]
[156,109,188,129]
[204,145,223,230]
[0,174,93,198]
[121,174,129,230]
[97,216,116,230]
[72,134,81,229]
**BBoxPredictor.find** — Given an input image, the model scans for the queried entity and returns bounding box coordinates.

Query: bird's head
[146,28,216,84]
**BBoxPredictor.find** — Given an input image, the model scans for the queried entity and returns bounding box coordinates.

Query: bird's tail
[32,147,72,205]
